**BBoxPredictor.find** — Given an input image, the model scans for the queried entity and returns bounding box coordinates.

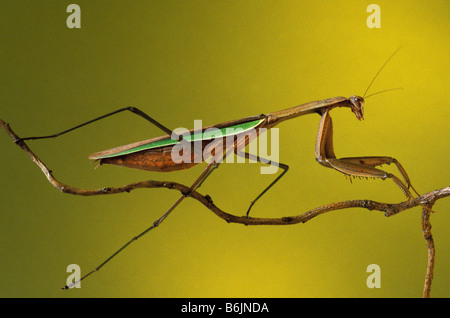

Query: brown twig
[1,118,449,296]
[421,200,436,298]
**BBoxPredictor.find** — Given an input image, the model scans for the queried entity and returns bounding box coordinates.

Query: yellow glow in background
[0,1,448,297]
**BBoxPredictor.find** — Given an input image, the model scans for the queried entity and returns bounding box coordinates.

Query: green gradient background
[0,1,448,298]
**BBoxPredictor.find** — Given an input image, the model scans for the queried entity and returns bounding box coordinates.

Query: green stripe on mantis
[98,118,264,159]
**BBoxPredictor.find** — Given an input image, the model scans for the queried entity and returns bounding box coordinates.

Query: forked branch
[1,118,448,297]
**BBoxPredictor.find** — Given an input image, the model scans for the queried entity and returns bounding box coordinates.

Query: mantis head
[349,95,364,120]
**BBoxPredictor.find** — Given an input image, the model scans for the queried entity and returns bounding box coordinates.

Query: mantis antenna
[363,46,402,98]
[364,87,403,99]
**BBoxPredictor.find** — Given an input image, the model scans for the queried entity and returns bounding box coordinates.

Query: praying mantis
[7,48,425,289]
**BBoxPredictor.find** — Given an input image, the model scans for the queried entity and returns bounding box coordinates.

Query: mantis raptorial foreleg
[315,108,421,205]
[334,156,418,193]
[327,158,415,198]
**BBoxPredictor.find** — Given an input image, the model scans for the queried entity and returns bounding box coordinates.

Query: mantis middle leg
[234,148,289,216]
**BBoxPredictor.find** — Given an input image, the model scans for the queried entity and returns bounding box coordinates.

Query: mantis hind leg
[15,107,182,143]
[234,149,289,217]
[62,161,217,289]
